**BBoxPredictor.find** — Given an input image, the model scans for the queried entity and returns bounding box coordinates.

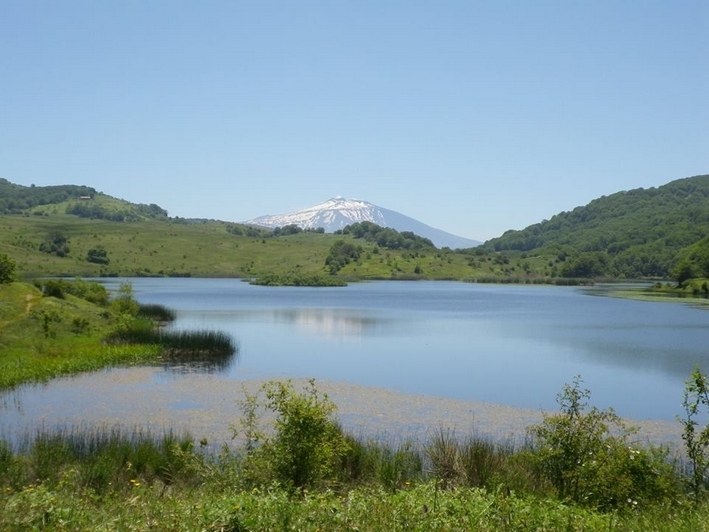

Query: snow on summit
[244,198,481,249]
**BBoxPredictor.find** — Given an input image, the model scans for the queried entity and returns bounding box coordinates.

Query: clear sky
[1,1,706,242]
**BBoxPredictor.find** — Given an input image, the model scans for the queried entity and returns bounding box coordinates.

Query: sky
[1,1,706,242]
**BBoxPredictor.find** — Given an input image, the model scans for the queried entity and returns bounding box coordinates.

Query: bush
[0,253,17,283]
[529,375,680,511]
[237,380,350,492]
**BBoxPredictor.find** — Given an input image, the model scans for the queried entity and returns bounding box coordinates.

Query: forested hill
[0,178,167,221]
[482,174,709,279]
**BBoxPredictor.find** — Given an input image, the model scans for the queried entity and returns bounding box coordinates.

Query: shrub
[679,366,709,502]
[237,379,350,492]
[0,253,17,283]
[529,375,680,510]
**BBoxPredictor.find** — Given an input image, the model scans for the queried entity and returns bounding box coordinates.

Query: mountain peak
[244,198,480,249]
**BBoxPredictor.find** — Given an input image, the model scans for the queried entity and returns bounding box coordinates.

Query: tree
[673,258,696,287]
[39,231,70,257]
[325,240,363,274]
[86,246,110,265]
[0,253,17,283]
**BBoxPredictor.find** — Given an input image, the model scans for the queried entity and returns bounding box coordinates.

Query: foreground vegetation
[2,376,709,531]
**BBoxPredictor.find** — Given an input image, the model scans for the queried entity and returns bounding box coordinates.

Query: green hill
[0,178,168,221]
[3,174,708,283]
[482,174,709,279]
[0,180,494,280]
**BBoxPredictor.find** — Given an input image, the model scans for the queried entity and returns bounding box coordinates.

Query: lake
[2,278,708,443]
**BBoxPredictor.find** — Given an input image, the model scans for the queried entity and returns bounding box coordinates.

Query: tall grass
[137,303,176,322]
[1,425,198,493]
[104,328,238,370]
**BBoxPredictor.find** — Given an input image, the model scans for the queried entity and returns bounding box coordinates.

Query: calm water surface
[2,279,709,433]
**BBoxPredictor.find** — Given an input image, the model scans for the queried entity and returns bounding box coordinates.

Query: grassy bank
[0,280,237,389]
[0,281,161,389]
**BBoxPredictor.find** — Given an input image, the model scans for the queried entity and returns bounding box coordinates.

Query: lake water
[2,278,709,441]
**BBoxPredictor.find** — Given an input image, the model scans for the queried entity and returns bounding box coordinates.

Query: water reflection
[2,279,709,430]
[270,308,386,338]
[177,308,395,340]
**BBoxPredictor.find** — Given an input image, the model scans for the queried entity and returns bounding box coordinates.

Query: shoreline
[0,367,683,453]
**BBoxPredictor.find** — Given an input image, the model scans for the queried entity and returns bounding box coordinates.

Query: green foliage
[110,281,140,320]
[105,328,237,370]
[39,231,70,257]
[237,379,350,491]
[70,316,90,336]
[38,279,66,298]
[0,178,97,214]
[273,224,303,236]
[338,221,436,251]
[227,223,272,238]
[137,303,176,322]
[29,308,62,339]
[251,273,348,286]
[559,252,610,278]
[0,253,17,283]
[86,246,109,265]
[484,174,709,278]
[66,200,167,221]
[325,240,364,274]
[530,376,679,510]
[337,436,423,490]
[675,236,709,284]
[34,278,110,306]
[679,366,709,502]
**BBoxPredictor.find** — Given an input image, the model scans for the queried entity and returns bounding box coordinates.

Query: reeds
[137,303,176,323]
[1,425,197,492]
[105,328,238,370]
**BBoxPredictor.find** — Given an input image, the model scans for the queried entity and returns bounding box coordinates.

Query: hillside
[3,175,708,282]
[482,174,709,279]
[0,180,499,280]
[0,178,168,221]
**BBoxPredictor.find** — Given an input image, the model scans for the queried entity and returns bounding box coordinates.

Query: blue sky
[1,1,706,241]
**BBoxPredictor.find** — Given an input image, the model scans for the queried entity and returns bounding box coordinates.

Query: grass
[0,280,236,389]
[105,327,238,370]
[0,211,524,281]
[0,424,707,531]
[138,303,177,322]
[0,282,161,389]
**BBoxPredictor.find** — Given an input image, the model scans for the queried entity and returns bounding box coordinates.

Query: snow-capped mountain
[244,197,481,249]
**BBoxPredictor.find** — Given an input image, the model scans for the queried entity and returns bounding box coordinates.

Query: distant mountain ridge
[244,197,481,249]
